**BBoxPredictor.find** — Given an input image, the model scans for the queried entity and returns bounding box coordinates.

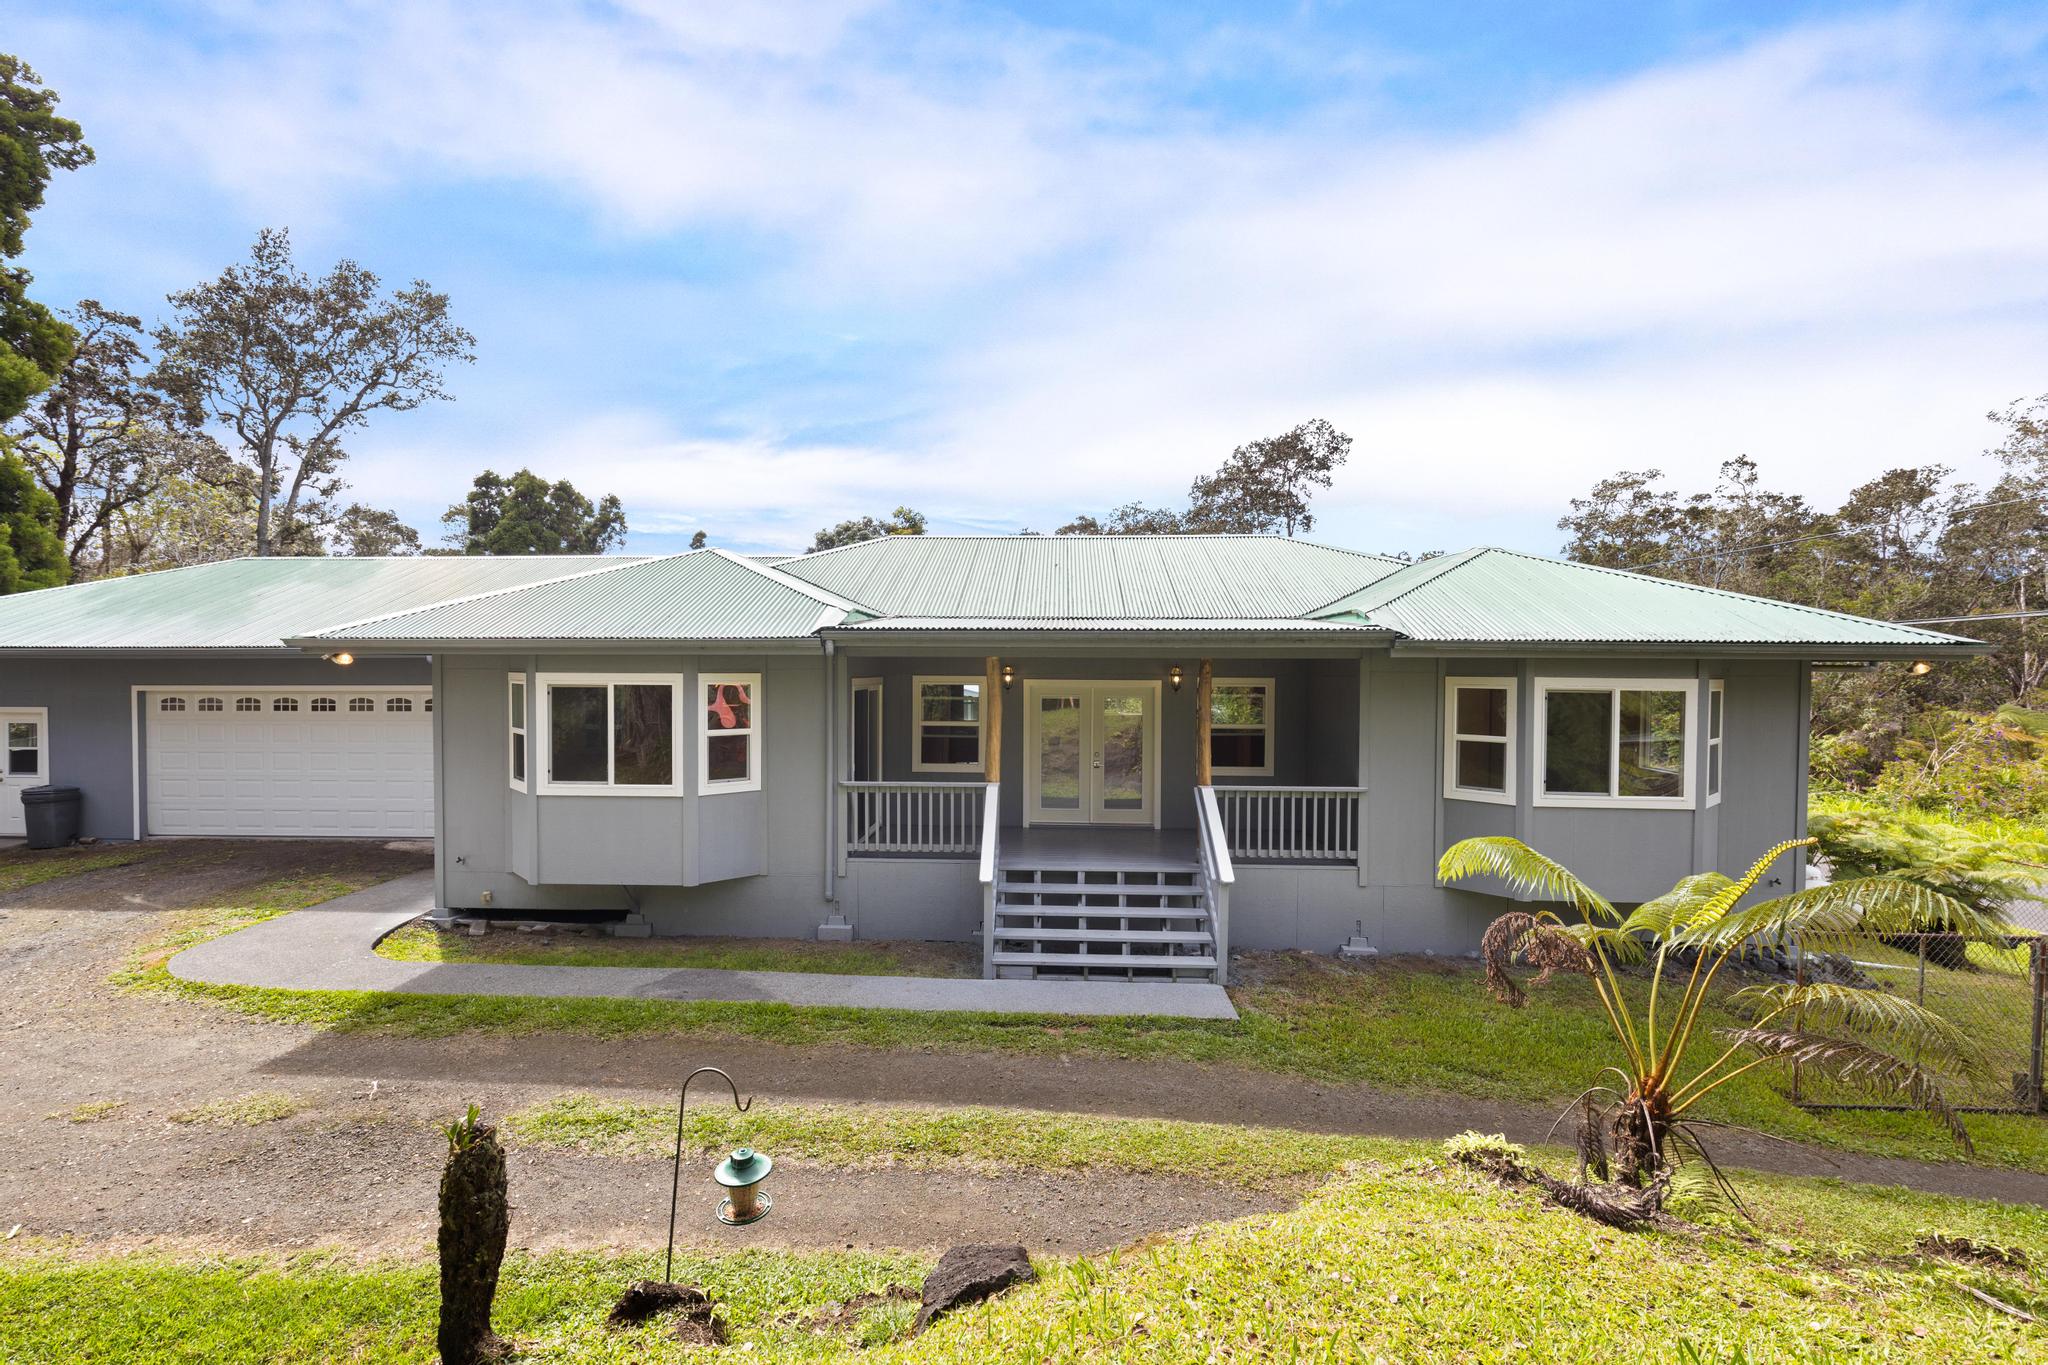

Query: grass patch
[111,870,409,990]
[46,1100,125,1123]
[0,842,166,895]
[377,920,977,977]
[3,1159,2046,1363]
[168,1091,301,1126]
[506,1094,1404,1187]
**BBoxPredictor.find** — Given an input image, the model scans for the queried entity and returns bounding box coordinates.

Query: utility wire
[1893,610,2048,626]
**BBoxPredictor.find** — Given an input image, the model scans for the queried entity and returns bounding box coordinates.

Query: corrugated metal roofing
[306,549,855,643]
[774,535,1409,619]
[0,555,645,650]
[1318,547,1975,647]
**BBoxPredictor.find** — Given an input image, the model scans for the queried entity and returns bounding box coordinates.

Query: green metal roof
[303,549,859,644]
[0,536,1981,656]
[0,555,642,650]
[774,534,1408,620]
[1314,547,1977,651]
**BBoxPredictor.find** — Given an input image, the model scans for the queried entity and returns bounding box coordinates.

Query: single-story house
[0,536,1981,982]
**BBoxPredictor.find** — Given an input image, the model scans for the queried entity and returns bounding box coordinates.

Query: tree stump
[438,1110,511,1365]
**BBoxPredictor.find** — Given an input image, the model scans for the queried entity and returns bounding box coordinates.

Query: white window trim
[536,672,684,797]
[1209,676,1276,779]
[508,673,528,794]
[1443,677,1517,806]
[911,675,987,774]
[1706,679,1724,807]
[699,671,763,795]
[1534,677,1698,811]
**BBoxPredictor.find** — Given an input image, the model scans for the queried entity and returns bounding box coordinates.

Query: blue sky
[9,1,2048,555]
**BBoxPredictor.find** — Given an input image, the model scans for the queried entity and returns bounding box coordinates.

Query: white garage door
[145,688,434,838]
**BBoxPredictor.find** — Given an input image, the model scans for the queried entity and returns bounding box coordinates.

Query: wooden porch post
[983,656,1004,785]
[1194,658,1214,785]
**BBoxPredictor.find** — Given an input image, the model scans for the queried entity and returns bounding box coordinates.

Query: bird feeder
[713,1146,775,1226]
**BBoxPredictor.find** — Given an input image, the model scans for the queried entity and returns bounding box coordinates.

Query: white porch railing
[1194,785,1236,982]
[977,781,1001,979]
[1215,785,1364,863]
[841,780,987,857]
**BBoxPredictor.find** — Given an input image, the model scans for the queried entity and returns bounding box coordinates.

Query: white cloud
[13,5,2048,554]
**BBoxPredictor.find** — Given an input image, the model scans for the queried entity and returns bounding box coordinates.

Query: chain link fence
[1788,933,2048,1114]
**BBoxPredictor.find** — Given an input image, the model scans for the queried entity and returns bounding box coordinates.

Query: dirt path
[4,840,2047,1267]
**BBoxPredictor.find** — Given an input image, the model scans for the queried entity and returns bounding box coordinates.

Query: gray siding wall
[0,652,427,840]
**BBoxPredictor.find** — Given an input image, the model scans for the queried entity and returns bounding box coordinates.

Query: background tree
[0,56,92,423]
[808,505,925,553]
[7,300,222,573]
[1186,418,1353,535]
[442,468,627,554]
[102,470,259,575]
[152,228,474,556]
[1049,419,1353,536]
[0,446,65,592]
[688,529,707,549]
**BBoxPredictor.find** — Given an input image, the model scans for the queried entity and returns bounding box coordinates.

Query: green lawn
[6,1154,2046,1363]
[377,920,977,977]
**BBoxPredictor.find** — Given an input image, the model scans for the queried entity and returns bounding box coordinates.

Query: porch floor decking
[997,825,1200,871]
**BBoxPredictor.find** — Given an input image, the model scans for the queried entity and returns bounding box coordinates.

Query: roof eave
[285,635,827,655]
[1387,639,1991,659]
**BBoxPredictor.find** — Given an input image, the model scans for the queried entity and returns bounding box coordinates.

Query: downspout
[821,638,837,906]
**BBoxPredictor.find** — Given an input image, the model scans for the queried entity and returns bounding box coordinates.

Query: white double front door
[1023,681,1159,826]
[0,710,48,837]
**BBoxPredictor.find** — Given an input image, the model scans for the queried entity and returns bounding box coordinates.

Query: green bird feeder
[713,1146,774,1226]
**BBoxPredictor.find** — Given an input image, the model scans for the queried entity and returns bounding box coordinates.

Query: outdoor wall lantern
[323,651,355,666]
[1169,665,1184,691]
[1909,659,1934,676]
[713,1146,774,1226]
[661,1067,771,1282]
[1001,663,1014,690]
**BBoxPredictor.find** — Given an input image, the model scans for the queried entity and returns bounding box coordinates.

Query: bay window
[1706,680,1724,805]
[1536,678,1696,808]
[508,674,528,792]
[699,673,761,794]
[538,674,681,795]
[1443,678,1515,803]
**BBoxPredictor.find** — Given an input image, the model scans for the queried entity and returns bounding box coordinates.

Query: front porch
[828,650,1369,983]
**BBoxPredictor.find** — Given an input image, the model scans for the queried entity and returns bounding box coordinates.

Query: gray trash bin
[22,785,82,849]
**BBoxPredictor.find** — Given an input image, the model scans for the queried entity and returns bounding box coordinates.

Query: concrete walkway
[167,873,1239,1020]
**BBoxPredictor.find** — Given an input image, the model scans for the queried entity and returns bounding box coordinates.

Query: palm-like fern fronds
[1715,1026,1974,1153]
[1618,873,1733,937]
[1438,837,1617,921]
[1695,877,1995,953]
[1481,910,1596,1008]
[1729,981,1987,1075]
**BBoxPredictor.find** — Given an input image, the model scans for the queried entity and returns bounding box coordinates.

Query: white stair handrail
[978,781,1001,980]
[1195,784,1235,983]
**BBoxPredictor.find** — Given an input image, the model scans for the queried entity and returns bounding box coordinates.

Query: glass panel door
[1033,691,1085,821]
[0,712,43,838]
[1092,689,1150,823]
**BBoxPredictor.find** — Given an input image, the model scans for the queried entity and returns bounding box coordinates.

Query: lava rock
[914,1244,1035,1332]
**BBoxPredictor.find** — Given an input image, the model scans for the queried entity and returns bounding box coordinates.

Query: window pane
[1708,744,1722,797]
[707,734,751,783]
[1455,686,1507,738]
[1619,690,1686,798]
[1710,687,1723,740]
[512,732,526,785]
[549,685,608,783]
[510,680,526,728]
[1210,685,1266,727]
[1210,732,1267,770]
[1456,739,1506,792]
[613,684,674,785]
[921,683,979,724]
[1544,691,1611,795]
[919,732,981,767]
[707,681,752,731]
[7,721,38,776]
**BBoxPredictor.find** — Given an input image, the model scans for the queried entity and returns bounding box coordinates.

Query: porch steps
[990,863,1219,983]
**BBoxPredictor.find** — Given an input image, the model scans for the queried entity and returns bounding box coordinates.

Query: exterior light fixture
[1909,659,1934,676]
[660,1068,766,1282]
[324,651,355,666]
[1169,665,1184,691]
[1001,663,1014,690]
[713,1146,774,1226]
